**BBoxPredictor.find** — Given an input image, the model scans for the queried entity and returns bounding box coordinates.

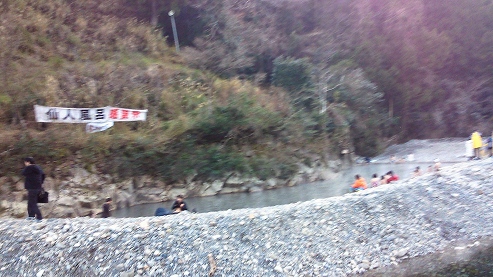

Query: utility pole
[168,10,180,52]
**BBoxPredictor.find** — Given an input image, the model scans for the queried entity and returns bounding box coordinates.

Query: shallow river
[113,161,456,218]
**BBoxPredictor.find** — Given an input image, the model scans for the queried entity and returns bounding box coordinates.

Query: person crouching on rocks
[351,175,367,192]
[171,195,188,213]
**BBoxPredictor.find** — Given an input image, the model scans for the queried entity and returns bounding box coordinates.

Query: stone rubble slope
[375,137,469,163]
[1,159,493,277]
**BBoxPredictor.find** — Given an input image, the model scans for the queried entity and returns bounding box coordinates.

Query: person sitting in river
[383,172,391,183]
[386,171,399,183]
[370,173,380,187]
[171,195,188,213]
[433,159,441,171]
[380,175,388,185]
[390,155,397,163]
[351,175,367,192]
[412,166,422,178]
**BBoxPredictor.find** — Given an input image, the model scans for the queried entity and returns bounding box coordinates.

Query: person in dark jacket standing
[22,157,44,221]
[101,197,112,218]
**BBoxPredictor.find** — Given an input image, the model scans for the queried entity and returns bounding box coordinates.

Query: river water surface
[114,138,470,218]
[114,138,493,275]
[113,162,456,218]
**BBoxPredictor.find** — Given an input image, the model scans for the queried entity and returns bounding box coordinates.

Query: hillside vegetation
[0,0,375,183]
[2,0,490,183]
[168,0,493,138]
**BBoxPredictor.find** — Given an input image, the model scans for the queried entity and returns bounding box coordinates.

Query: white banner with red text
[34,105,147,123]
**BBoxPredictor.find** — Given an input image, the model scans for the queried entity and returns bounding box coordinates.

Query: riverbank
[1,158,492,276]
[0,138,470,219]
[113,162,433,218]
[0,155,341,219]
[114,137,470,218]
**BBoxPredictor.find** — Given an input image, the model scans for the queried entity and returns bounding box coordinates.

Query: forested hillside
[0,0,491,183]
[161,0,493,138]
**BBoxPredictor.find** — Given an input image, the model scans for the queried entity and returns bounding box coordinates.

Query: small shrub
[48,56,64,69]
[67,34,80,46]
[191,145,247,181]
[36,35,51,47]
[247,157,276,181]
[193,105,246,143]
[272,57,312,92]
[351,126,380,157]
[162,114,193,138]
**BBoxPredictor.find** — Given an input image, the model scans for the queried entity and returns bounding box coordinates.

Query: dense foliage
[175,0,493,138]
[0,0,335,182]
[1,0,490,182]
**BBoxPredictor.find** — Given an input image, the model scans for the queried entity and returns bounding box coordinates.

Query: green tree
[272,57,313,109]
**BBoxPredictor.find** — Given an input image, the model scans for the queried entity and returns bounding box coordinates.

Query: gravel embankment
[1,159,493,277]
[375,137,469,163]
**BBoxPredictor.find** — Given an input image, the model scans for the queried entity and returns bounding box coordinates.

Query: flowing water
[113,138,470,218]
[113,162,455,218]
[113,138,493,275]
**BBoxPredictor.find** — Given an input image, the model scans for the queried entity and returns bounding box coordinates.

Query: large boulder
[116,190,134,208]
[101,184,118,199]
[167,188,189,199]
[224,176,244,187]
[70,167,90,185]
[50,205,78,218]
[11,191,25,202]
[263,178,282,189]
[118,179,134,192]
[14,180,24,192]
[9,202,26,218]
[78,197,95,209]
[145,187,166,196]
[84,173,101,188]
[57,196,74,206]
[42,177,56,191]
[220,186,249,194]
[134,176,153,188]
[199,180,224,197]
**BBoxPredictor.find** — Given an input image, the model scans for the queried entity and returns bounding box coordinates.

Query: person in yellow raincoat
[471,131,482,159]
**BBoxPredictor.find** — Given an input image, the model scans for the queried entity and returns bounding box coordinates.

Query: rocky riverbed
[1,158,493,276]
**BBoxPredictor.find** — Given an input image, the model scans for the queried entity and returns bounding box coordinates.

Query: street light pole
[168,10,180,52]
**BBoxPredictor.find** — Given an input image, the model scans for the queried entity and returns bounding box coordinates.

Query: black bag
[38,189,49,203]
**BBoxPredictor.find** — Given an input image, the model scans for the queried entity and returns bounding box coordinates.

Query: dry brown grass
[0,125,22,144]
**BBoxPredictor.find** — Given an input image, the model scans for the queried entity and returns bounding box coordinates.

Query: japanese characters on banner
[34,105,147,123]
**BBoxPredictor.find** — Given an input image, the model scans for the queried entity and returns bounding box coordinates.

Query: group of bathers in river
[350,159,444,192]
[350,171,399,192]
